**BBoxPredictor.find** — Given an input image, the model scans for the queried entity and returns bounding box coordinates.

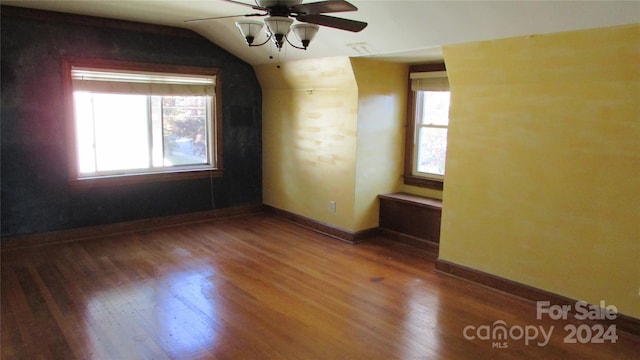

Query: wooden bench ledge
[378,192,442,210]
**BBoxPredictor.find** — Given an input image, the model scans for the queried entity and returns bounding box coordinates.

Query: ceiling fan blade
[184,13,264,23]
[291,0,357,15]
[297,14,367,32]
[222,0,266,11]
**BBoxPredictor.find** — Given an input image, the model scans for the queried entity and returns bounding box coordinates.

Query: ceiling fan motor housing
[257,0,302,10]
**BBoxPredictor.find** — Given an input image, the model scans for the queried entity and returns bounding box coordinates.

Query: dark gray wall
[1,7,262,237]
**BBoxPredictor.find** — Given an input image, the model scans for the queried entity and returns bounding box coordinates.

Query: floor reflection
[399,280,443,359]
[85,264,220,358]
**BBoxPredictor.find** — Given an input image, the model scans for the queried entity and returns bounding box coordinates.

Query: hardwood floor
[2,214,638,359]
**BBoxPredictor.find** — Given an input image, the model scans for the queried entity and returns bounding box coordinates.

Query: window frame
[62,57,223,187]
[403,63,447,190]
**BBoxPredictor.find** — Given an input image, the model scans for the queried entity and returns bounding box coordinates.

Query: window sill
[70,168,223,188]
[403,175,444,191]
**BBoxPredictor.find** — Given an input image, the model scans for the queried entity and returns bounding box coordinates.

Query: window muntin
[64,60,222,184]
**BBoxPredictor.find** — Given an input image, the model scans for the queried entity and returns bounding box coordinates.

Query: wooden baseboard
[2,204,378,250]
[378,228,439,256]
[263,205,377,244]
[1,204,264,251]
[435,259,640,337]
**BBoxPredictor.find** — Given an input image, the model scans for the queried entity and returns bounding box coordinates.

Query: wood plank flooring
[2,214,639,359]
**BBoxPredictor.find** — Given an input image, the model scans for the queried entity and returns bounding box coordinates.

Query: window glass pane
[420,91,450,125]
[74,93,211,176]
[417,127,447,176]
[68,61,220,182]
[75,93,150,173]
[161,96,209,166]
[74,92,97,174]
[94,94,150,172]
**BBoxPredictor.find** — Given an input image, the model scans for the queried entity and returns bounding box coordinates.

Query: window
[63,59,222,185]
[404,64,450,190]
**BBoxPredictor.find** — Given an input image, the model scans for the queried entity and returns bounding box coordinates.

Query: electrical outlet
[329,201,336,213]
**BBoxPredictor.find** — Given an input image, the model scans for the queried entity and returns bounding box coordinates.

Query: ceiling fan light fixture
[291,23,319,50]
[235,20,264,45]
[264,16,293,49]
[218,0,367,52]
[264,16,293,36]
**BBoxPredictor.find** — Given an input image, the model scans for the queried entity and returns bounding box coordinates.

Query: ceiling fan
[185,0,368,51]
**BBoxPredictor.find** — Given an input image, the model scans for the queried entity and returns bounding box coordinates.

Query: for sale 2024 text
[463,300,618,348]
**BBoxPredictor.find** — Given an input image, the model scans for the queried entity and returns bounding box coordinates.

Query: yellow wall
[351,58,408,230]
[257,57,408,232]
[440,24,640,318]
[257,57,358,230]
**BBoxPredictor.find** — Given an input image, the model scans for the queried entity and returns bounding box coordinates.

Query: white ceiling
[3,0,639,65]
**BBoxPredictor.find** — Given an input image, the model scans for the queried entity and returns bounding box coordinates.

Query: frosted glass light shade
[264,16,293,50]
[291,23,319,48]
[235,20,264,45]
[264,16,293,37]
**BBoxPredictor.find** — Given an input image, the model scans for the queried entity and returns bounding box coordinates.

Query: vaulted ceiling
[3,0,639,65]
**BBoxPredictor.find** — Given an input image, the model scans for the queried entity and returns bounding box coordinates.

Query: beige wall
[440,24,640,318]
